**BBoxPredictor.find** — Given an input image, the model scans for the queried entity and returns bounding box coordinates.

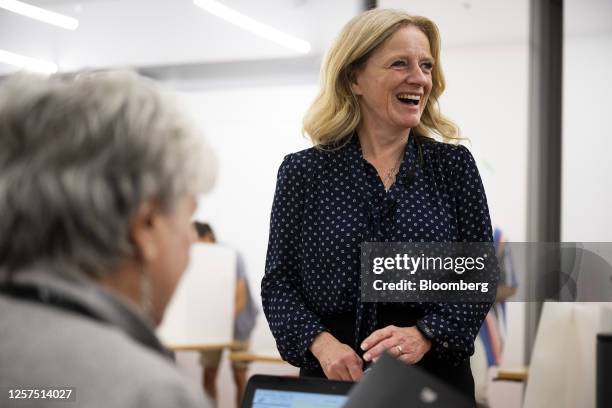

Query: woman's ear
[348,69,362,96]
[130,200,161,263]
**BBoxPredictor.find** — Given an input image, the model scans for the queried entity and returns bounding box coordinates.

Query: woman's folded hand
[310,331,364,381]
[361,325,432,365]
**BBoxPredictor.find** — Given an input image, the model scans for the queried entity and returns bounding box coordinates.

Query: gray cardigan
[0,267,208,408]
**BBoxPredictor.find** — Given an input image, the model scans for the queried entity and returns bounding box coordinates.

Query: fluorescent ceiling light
[0,49,58,73]
[0,0,79,30]
[194,0,311,54]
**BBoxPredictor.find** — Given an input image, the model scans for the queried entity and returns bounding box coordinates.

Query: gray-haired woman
[0,72,215,407]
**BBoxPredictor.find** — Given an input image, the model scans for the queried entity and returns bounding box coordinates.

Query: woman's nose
[404,62,428,85]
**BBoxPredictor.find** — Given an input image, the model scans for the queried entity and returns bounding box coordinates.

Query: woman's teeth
[397,94,420,105]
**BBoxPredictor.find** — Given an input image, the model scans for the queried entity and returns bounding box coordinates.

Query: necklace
[361,135,407,192]
[382,154,403,191]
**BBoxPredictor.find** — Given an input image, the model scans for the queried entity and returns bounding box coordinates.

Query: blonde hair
[303,8,460,147]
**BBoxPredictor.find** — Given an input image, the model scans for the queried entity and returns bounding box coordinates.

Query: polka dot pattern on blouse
[262,134,494,369]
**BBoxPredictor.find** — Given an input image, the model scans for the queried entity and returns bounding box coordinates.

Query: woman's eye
[421,62,434,71]
[391,60,407,68]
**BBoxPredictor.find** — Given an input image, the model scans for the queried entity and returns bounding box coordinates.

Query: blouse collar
[340,132,421,193]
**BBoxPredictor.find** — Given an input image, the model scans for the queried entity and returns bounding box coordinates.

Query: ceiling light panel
[0,0,78,30]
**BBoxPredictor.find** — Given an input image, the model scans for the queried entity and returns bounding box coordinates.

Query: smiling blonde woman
[262,9,494,404]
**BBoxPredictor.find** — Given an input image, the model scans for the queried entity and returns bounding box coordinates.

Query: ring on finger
[396,345,403,355]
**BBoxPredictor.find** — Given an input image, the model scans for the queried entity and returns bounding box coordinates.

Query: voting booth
[523,302,612,408]
[157,243,236,348]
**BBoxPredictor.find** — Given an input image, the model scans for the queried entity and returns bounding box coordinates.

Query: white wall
[562,0,612,242]
[559,7,612,406]
[440,43,529,242]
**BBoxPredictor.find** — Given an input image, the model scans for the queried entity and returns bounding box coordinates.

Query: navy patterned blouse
[262,134,494,369]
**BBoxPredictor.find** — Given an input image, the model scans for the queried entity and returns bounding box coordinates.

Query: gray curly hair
[0,71,216,278]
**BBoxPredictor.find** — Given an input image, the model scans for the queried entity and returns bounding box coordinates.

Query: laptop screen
[242,374,353,408]
[252,388,349,408]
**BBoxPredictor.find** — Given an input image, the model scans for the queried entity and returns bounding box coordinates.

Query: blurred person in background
[471,227,518,407]
[0,71,216,408]
[261,8,494,403]
[194,222,258,408]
